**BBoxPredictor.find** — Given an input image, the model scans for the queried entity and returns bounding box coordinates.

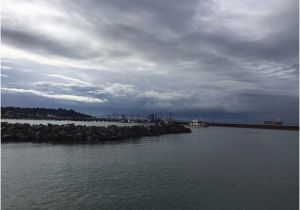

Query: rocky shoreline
[1,122,191,143]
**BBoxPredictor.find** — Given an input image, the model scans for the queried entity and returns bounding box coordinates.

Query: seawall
[207,122,299,131]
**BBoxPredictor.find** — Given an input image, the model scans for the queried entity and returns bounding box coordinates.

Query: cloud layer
[1,0,299,123]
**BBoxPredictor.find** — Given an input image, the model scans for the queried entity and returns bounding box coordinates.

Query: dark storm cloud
[1,0,299,123]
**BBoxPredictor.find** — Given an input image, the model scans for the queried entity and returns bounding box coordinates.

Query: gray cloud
[1,0,298,123]
[1,87,107,103]
[1,28,99,60]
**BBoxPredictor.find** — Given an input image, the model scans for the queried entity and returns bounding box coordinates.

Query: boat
[189,119,209,127]
[264,117,283,125]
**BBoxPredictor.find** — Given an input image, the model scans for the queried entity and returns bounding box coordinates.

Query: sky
[1,0,299,123]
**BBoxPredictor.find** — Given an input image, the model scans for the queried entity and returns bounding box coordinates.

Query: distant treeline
[1,107,92,120]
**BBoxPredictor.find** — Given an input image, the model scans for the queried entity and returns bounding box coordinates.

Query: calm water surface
[1,119,147,126]
[2,126,299,210]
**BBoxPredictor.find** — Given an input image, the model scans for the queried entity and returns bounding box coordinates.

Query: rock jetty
[1,122,191,143]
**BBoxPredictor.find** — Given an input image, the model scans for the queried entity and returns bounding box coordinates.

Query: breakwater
[207,122,299,131]
[1,122,191,143]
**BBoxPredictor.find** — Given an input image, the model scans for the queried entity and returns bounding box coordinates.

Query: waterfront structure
[189,119,209,127]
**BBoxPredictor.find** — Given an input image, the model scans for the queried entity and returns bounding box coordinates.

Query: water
[2,126,299,210]
[1,119,148,127]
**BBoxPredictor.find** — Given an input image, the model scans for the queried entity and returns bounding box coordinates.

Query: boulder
[1,122,191,143]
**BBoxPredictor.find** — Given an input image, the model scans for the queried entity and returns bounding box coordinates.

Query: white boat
[189,119,209,127]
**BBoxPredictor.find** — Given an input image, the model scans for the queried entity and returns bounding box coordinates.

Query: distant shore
[1,107,149,123]
[2,107,298,131]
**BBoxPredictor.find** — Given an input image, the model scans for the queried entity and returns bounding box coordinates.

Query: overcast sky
[1,0,299,123]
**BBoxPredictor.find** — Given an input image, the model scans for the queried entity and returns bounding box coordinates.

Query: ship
[264,117,283,125]
[189,119,209,127]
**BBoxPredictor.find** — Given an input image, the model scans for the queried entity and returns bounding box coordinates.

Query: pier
[205,122,298,131]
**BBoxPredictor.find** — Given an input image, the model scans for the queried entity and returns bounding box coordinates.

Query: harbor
[2,107,298,131]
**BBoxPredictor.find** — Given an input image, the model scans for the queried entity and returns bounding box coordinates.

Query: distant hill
[1,107,92,120]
